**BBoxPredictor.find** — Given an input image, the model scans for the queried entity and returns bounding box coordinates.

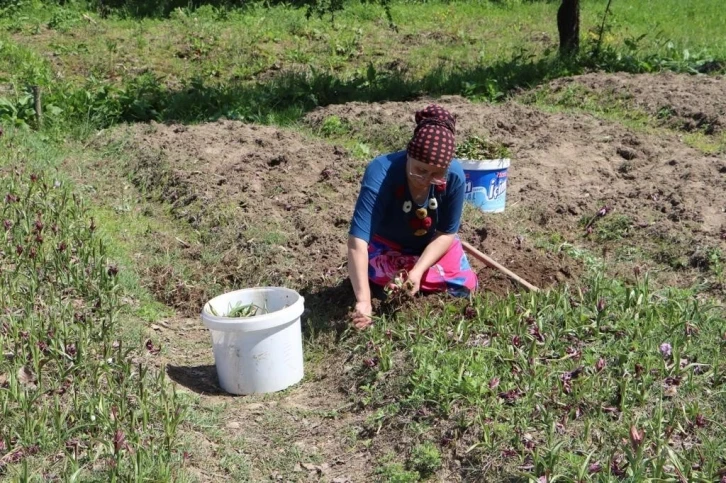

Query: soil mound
[119,73,725,319]
[121,119,561,320]
[542,72,726,133]
[304,90,726,286]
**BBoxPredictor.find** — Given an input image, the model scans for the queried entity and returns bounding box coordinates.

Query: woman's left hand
[405,268,423,295]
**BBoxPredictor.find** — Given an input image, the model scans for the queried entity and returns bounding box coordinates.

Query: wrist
[409,265,425,278]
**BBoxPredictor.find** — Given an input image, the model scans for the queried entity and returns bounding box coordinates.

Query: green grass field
[1,0,725,128]
[1,0,725,481]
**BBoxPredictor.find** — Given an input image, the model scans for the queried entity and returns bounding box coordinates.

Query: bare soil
[304,93,726,288]
[541,72,726,134]
[119,118,566,319]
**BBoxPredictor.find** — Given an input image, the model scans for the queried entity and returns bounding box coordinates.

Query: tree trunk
[558,0,580,56]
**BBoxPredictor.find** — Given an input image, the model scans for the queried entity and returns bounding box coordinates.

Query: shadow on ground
[299,278,357,337]
[166,364,234,396]
[116,53,588,125]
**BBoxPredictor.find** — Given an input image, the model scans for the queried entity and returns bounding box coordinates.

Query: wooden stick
[461,240,540,292]
[32,86,42,129]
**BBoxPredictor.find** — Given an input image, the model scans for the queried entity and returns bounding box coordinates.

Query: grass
[349,272,726,480]
[1,0,726,480]
[0,167,185,480]
[522,82,726,155]
[1,0,725,130]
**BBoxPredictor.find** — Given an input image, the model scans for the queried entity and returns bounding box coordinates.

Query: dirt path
[155,317,378,482]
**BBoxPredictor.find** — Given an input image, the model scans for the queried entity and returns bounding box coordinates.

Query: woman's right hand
[351,300,373,330]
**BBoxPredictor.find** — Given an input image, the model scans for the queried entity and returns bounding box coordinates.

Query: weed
[320,115,350,137]
[408,442,441,478]
[456,135,511,160]
[207,301,265,318]
[593,214,633,242]
[377,456,420,483]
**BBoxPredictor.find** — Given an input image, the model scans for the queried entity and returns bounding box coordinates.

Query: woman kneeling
[347,104,478,329]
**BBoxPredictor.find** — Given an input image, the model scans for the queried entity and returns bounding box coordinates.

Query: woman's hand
[385,269,421,296]
[405,268,423,295]
[351,300,373,330]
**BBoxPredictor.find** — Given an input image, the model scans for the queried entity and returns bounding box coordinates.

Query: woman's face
[407,156,447,191]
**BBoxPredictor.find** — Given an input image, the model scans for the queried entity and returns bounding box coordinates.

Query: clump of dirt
[304,87,726,288]
[541,72,726,134]
[145,264,210,316]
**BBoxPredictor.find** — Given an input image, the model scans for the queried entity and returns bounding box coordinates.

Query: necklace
[395,183,445,237]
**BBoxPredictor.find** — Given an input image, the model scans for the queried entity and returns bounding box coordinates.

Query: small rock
[226,421,241,429]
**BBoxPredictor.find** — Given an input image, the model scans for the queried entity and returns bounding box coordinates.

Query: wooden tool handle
[461,240,540,293]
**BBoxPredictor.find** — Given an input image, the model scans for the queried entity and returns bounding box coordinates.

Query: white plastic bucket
[200,287,305,395]
[460,158,510,213]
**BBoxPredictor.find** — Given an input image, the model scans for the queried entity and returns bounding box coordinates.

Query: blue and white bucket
[460,158,509,213]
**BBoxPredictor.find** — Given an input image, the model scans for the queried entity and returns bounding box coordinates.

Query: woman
[347,104,478,329]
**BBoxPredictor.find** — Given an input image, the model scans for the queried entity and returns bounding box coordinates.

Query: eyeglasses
[407,158,447,185]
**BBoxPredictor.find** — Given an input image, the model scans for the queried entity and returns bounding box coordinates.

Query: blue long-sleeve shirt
[349,150,466,255]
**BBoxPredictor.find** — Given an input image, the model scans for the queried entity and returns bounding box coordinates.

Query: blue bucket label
[464,168,507,212]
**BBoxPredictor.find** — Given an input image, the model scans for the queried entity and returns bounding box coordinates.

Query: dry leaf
[629,425,644,450]
[664,385,678,398]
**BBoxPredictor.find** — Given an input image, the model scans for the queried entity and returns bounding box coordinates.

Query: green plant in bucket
[456,135,511,160]
[207,301,266,318]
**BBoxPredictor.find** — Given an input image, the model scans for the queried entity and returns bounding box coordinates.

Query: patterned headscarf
[406,104,457,168]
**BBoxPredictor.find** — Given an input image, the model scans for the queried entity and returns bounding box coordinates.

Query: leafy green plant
[591,214,632,242]
[47,8,80,32]
[456,135,511,160]
[320,115,350,137]
[377,461,419,483]
[408,442,441,478]
[0,93,35,128]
